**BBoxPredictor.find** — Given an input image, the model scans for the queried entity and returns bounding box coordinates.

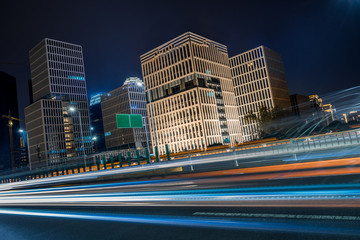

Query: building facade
[101,77,151,151]
[140,32,242,155]
[89,93,106,152]
[25,38,91,168]
[230,46,291,142]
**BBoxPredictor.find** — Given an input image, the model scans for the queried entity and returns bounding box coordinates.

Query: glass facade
[230,46,291,142]
[26,38,91,168]
[101,77,151,151]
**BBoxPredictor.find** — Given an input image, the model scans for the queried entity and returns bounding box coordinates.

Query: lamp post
[146,88,159,162]
[142,116,150,153]
[69,107,86,167]
[92,136,97,153]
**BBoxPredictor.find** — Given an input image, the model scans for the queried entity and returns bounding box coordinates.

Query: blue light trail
[0,208,359,236]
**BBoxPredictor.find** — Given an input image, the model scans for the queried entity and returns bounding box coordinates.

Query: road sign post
[155,146,159,162]
[118,154,122,167]
[110,155,114,169]
[103,156,107,170]
[145,148,150,164]
[127,152,131,166]
[96,157,100,170]
[136,150,140,165]
[165,144,170,161]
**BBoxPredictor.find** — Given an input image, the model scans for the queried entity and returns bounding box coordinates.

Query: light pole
[142,116,150,153]
[69,107,86,167]
[92,136,97,153]
[146,88,159,161]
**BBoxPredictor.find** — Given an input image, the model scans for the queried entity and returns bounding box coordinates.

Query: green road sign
[116,114,143,128]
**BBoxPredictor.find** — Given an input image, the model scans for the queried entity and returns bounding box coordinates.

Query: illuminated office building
[25,38,91,168]
[101,77,151,150]
[230,46,291,142]
[140,32,242,155]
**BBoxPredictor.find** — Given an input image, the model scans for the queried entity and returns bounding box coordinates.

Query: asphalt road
[0,205,360,240]
[1,147,360,239]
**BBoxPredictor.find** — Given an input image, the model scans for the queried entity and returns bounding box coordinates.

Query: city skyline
[1,2,360,239]
[1,1,360,123]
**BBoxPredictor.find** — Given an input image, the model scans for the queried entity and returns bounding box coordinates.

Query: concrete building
[230,46,291,142]
[140,32,242,155]
[89,93,106,152]
[101,77,151,151]
[25,38,91,168]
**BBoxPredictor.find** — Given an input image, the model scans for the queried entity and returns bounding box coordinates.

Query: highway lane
[2,144,360,191]
[1,159,360,239]
[0,205,360,240]
[1,169,360,207]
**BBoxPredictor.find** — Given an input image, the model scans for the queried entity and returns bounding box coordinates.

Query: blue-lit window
[68,75,85,80]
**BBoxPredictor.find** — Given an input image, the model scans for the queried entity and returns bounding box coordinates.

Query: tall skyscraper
[101,77,151,150]
[25,38,91,168]
[0,72,20,170]
[89,92,106,152]
[230,46,291,142]
[140,32,242,155]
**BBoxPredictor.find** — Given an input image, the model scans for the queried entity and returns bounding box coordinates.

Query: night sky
[1,0,360,122]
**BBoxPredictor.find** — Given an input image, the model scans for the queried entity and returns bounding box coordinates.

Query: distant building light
[206,70,211,75]
[89,93,104,106]
[105,131,111,137]
[92,137,97,140]
[123,77,143,87]
[19,129,24,133]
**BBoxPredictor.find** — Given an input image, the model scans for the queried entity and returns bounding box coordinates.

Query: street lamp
[69,107,86,167]
[142,116,150,153]
[146,87,159,162]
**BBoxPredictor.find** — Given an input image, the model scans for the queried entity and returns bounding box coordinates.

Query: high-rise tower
[140,32,242,155]
[25,38,91,168]
[101,77,151,151]
[230,46,291,142]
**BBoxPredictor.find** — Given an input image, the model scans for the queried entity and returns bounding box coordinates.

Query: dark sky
[1,0,360,121]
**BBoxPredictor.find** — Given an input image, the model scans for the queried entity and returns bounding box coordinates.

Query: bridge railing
[1,129,360,184]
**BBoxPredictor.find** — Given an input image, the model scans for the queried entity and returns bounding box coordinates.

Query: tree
[244,105,290,139]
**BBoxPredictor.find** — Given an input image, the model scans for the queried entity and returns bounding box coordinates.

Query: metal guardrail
[1,129,360,184]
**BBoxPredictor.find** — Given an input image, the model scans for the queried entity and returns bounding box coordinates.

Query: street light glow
[18,129,24,133]
[69,107,76,112]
